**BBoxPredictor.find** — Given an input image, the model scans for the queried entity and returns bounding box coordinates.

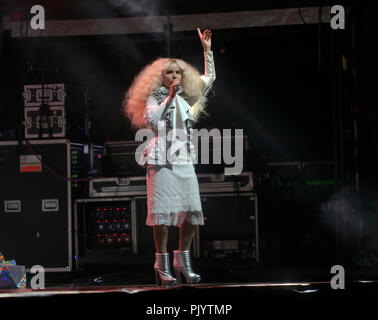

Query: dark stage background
[1,0,378,270]
[0,23,334,162]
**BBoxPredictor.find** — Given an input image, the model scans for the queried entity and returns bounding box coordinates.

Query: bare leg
[174,220,201,284]
[153,225,169,253]
[178,219,196,251]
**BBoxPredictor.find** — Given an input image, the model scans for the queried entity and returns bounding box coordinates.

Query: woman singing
[123,28,215,286]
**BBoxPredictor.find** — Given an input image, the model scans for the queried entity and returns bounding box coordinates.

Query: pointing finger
[197,27,202,38]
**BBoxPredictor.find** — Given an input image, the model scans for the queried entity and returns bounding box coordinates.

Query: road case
[196,192,259,262]
[0,139,72,271]
[88,172,253,197]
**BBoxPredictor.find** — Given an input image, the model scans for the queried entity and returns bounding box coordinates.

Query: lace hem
[146,210,204,227]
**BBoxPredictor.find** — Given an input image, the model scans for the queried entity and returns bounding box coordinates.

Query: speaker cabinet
[197,192,259,262]
[0,139,72,271]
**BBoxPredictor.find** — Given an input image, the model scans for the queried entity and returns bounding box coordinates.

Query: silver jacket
[138,51,216,167]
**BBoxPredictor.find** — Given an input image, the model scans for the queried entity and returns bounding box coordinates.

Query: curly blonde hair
[123,57,208,129]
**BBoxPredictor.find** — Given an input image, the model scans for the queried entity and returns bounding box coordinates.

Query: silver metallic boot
[173,250,201,284]
[154,252,177,286]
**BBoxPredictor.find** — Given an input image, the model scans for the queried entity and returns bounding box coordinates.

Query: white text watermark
[135,126,244,175]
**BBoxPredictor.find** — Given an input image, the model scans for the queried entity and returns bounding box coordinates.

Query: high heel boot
[154,252,177,286]
[173,250,201,284]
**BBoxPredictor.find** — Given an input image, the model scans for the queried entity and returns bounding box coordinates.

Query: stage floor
[1,280,378,318]
[2,262,378,316]
[2,249,378,317]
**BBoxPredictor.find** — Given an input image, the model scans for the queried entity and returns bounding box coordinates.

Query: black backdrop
[0,23,334,165]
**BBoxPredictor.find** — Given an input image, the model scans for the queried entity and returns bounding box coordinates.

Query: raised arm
[197,28,216,94]
[197,28,212,53]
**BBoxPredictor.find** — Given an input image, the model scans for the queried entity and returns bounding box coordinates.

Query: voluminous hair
[123,57,208,129]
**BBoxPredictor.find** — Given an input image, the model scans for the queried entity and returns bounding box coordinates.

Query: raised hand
[197,28,212,52]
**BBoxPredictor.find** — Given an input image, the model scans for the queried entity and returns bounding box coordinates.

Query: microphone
[169,82,182,97]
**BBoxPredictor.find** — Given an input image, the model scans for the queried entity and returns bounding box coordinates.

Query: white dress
[142,51,216,227]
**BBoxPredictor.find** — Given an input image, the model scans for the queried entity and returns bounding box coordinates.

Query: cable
[298,7,307,24]
[24,139,102,183]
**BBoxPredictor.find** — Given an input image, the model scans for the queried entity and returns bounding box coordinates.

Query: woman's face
[162,62,182,89]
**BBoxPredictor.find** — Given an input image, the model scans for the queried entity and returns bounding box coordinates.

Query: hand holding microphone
[169,79,182,99]
[162,79,181,118]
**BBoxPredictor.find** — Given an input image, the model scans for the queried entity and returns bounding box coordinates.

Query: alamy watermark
[29,5,345,32]
[330,5,345,30]
[30,5,45,30]
[330,264,345,290]
[135,125,244,175]
[30,265,45,289]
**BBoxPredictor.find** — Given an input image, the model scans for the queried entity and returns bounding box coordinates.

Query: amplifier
[101,140,145,177]
[88,172,253,197]
[101,135,249,177]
